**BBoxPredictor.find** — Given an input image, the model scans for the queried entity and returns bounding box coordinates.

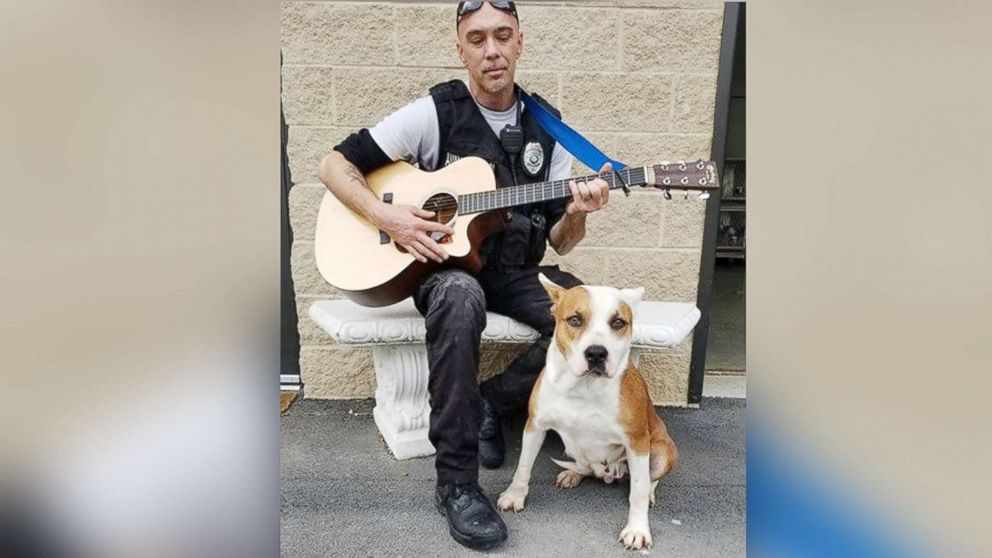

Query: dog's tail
[551,458,582,473]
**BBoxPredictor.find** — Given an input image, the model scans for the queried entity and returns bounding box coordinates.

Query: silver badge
[523,142,544,177]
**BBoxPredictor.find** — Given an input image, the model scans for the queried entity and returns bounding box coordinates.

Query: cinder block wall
[282,1,723,405]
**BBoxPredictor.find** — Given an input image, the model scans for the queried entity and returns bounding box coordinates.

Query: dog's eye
[611,318,628,330]
[566,316,583,328]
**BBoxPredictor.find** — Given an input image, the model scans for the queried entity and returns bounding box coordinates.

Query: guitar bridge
[379,193,393,244]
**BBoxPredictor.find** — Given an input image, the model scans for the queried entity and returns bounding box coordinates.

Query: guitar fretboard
[457,167,647,215]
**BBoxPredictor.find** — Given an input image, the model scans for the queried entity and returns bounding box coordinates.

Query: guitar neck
[457,167,649,215]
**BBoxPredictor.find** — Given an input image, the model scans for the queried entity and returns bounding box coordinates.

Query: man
[318,1,611,550]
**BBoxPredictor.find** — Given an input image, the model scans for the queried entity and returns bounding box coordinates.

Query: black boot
[478,398,505,469]
[435,482,508,550]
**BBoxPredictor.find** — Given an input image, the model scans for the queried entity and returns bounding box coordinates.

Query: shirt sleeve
[367,95,441,170]
[547,143,574,181]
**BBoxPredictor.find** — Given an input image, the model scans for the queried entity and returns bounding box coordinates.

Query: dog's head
[539,273,644,379]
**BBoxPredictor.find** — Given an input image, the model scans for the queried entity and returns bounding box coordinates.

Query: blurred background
[0,2,279,557]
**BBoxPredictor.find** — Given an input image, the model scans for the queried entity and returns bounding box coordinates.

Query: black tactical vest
[429,80,566,273]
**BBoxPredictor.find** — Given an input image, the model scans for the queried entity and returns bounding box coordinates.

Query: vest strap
[520,90,627,171]
[429,79,472,102]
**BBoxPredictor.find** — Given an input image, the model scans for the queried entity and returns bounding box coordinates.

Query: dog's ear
[538,272,565,305]
[620,287,644,310]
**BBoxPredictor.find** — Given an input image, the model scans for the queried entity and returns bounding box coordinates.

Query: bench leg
[371,345,435,460]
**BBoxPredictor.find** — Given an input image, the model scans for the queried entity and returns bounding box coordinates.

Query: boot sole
[435,498,508,551]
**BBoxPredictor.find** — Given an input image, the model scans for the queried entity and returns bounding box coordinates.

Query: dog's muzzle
[584,345,608,377]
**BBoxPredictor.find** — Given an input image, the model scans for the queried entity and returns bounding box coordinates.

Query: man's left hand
[565,162,612,216]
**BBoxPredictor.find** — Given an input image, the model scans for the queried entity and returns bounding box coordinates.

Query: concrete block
[582,190,663,248]
[516,70,559,106]
[291,240,341,298]
[662,194,706,248]
[639,349,691,406]
[295,296,338,347]
[565,1,721,8]
[281,2,395,66]
[614,133,711,166]
[674,73,718,133]
[334,67,463,128]
[608,248,700,301]
[518,7,620,71]
[281,65,335,126]
[541,247,613,286]
[288,183,326,242]
[300,345,376,399]
[561,72,672,132]
[673,331,694,355]
[622,8,723,73]
[287,126,351,185]
[395,4,461,68]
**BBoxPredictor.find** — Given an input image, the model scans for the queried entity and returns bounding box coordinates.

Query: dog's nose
[584,345,608,365]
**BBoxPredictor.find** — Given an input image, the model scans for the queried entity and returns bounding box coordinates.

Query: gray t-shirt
[368,83,574,177]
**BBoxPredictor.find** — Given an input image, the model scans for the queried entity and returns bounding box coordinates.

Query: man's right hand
[374,204,455,264]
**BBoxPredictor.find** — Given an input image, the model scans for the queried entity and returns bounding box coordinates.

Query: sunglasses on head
[456,1,518,27]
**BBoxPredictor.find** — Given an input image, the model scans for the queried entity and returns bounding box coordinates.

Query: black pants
[412,265,582,485]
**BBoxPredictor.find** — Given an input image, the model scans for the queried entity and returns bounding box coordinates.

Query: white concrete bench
[309,298,700,459]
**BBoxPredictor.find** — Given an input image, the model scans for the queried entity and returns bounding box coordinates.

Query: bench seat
[309,298,700,459]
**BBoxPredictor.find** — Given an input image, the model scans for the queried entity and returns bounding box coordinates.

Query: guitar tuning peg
[698,191,710,200]
[663,189,672,200]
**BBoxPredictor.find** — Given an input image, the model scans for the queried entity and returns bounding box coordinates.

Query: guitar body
[314,155,718,307]
[314,157,505,307]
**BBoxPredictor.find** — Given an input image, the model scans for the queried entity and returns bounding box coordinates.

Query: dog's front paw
[497,487,527,512]
[556,469,584,488]
[618,523,653,550]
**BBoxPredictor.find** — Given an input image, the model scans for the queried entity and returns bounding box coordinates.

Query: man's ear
[538,273,564,306]
[620,287,644,310]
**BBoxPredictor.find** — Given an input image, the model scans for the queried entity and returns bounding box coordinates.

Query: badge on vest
[523,142,545,178]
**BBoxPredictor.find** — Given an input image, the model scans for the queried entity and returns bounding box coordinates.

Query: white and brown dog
[497,274,678,551]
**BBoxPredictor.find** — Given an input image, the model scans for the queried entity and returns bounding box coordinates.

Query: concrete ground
[281,396,745,557]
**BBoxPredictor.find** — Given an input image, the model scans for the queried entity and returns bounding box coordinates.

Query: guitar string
[417,167,708,215]
[415,168,659,215]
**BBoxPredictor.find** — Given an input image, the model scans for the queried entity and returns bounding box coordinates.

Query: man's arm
[317,150,453,264]
[548,162,612,255]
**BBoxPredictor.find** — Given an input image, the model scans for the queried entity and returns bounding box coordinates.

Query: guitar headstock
[646,160,719,200]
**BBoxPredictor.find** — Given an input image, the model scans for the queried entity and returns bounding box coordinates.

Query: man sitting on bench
[317,1,614,551]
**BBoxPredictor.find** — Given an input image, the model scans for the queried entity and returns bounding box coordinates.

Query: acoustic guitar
[314,156,718,307]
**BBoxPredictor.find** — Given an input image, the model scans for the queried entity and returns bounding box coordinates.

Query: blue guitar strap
[520,90,627,172]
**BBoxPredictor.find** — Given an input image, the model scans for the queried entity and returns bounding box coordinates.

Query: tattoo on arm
[343,162,367,188]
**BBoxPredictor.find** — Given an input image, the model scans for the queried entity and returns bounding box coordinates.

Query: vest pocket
[525,210,548,265]
[499,210,531,267]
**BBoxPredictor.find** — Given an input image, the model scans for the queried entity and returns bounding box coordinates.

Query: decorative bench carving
[309,298,700,460]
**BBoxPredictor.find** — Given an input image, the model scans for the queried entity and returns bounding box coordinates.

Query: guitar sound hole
[392,193,458,255]
[422,193,458,244]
